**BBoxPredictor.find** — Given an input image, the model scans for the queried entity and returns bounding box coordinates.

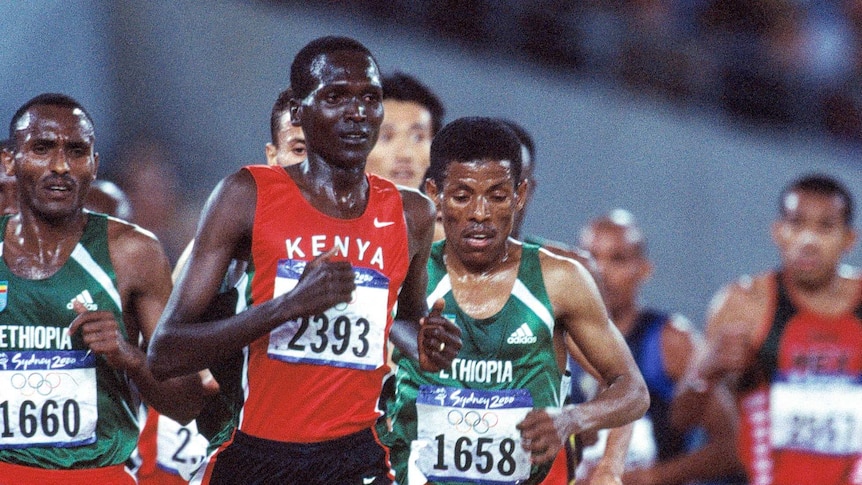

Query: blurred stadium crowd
[296,0,862,142]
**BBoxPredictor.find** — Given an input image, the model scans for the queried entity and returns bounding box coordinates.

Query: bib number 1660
[433,434,518,476]
[1,399,81,438]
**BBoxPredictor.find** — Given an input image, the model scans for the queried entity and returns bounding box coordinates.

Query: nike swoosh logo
[363,478,376,485]
[373,218,395,228]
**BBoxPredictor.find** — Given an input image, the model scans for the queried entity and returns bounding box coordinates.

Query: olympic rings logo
[447,409,499,434]
[9,372,76,397]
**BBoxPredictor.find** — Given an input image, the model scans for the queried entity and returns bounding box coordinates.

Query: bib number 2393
[268,259,389,370]
[416,386,533,484]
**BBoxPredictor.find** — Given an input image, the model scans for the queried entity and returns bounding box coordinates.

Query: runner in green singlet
[383,117,649,485]
[0,93,207,484]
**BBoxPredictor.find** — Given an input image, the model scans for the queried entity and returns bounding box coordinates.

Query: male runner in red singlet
[147,36,461,484]
[675,174,862,485]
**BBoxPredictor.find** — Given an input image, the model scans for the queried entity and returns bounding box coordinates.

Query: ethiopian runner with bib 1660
[0,94,207,484]
[147,36,461,485]
[381,117,649,485]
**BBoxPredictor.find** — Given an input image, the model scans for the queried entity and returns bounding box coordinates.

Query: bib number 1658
[433,434,518,476]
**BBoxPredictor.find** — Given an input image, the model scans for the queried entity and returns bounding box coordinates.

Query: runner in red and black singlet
[675,174,862,485]
[736,272,862,485]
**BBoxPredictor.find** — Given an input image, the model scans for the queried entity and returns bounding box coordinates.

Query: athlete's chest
[447,269,519,320]
[777,311,862,376]
[253,195,407,274]
[452,301,550,362]
[254,230,400,277]
[1,241,79,280]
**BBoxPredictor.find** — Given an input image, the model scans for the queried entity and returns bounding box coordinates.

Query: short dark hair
[382,72,445,135]
[270,87,293,146]
[780,173,854,225]
[9,93,94,147]
[428,116,522,188]
[290,36,378,100]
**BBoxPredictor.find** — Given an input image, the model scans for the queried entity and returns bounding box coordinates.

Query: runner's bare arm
[148,170,355,379]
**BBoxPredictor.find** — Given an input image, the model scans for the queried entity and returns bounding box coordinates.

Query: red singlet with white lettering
[239,165,409,443]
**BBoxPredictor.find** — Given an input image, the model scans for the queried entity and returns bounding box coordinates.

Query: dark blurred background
[2,0,861,325]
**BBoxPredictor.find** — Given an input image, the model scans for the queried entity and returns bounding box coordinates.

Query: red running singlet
[738,272,862,485]
[238,165,410,443]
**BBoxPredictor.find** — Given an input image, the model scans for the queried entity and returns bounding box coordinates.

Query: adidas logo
[507,323,537,344]
[66,290,98,311]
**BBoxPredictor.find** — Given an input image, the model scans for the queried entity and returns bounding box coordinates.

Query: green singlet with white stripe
[383,240,561,484]
[0,213,138,469]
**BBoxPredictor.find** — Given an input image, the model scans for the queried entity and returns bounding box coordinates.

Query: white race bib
[770,377,862,455]
[415,386,533,485]
[156,414,209,479]
[0,350,97,448]
[268,260,389,370]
